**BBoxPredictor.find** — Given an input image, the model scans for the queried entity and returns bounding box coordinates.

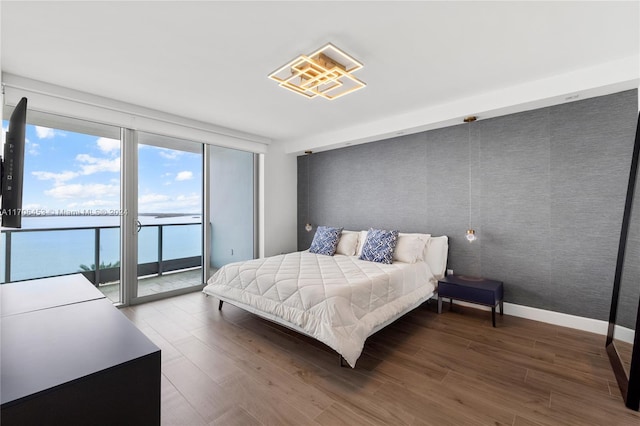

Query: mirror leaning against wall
[607,111,640,411]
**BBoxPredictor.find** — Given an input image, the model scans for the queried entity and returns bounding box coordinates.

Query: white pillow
[424,236,448,278]
[335,230,359,256]
[393,233,431,263]
[356,230,368,257]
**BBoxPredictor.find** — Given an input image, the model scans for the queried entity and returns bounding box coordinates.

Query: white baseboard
[443,299,636,344]
[614,324,636,344]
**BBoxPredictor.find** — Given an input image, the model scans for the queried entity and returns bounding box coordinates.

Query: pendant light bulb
[466,229,476,242]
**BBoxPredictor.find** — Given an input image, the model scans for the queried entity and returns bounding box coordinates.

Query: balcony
[1,221,204,302]
[100,268,203,301]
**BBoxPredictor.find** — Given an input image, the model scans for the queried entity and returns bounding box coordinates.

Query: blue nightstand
[437,275,504,327]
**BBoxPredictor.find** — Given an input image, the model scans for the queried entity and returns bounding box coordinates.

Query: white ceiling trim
[2,73,272,154]
[283,55,640,155]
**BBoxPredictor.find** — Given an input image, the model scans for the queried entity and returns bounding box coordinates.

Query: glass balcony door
[130,133,204,302]
[1,111,123,303]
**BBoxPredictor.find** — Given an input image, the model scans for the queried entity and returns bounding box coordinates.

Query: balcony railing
[1,222,202,285]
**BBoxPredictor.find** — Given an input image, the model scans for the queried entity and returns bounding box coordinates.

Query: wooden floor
[121,292,640,426]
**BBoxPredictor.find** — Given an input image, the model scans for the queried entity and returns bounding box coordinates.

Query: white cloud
[31,153,119,196]
[45,183,119,199]
[175,193,201,207]
[158,149,181,160]
[139,193,171,204]
[22,203,44,211]
[97,137,120,153]
[139,194,172,213]
[76,154,120,174]
[76,154,100,164]
[175,171,193,181]
[35,126,56,139]
[28,141,40,156]
[79,199,112,207]
[64,199,120,211]
[32,170,79,185]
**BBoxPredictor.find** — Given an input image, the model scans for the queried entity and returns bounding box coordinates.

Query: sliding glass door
[1,111,123,302]
[125,137,257,302]
[131,133,204,301]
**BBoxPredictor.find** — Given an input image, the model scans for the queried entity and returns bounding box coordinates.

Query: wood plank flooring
[121,292,640,425]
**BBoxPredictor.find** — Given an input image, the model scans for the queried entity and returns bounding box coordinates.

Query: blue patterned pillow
[309,226,343,256]
[359,228,399,264]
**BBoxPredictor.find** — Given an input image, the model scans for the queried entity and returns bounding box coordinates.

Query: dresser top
[1,274,105,317]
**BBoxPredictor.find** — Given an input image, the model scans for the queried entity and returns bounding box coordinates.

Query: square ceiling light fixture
[268,43,366,100]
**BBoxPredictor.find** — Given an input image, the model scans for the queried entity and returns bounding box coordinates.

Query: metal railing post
[5,231,11,283]
[158,225,163,277]
[94,228,101,286]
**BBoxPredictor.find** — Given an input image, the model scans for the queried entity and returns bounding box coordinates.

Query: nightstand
[437,275,504,327]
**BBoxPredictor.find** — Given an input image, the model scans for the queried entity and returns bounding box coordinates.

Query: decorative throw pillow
[359,228,399,264]
[335,230,359,256]
[309,226,343,256]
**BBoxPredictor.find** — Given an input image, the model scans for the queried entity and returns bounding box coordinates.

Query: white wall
[261,142,297,257]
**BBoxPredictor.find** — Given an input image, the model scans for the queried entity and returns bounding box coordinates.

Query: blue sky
[2,121,202,215]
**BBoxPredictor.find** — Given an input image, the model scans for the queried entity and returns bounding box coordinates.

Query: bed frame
[212,291,436,367]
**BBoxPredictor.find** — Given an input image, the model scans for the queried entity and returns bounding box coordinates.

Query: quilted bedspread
[202,251,436,367]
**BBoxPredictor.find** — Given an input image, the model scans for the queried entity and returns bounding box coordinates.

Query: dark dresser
[1,274,161,425]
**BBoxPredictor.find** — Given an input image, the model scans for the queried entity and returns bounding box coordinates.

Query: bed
[202,229,448,367]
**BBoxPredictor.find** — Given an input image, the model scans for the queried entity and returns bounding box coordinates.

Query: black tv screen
[2,97,27,228]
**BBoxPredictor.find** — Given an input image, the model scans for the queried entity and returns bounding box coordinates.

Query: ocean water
[0,215,202,282]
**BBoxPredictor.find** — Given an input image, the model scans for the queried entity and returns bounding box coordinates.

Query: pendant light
[464,116,477,242]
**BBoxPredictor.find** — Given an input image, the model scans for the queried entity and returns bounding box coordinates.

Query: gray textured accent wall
[297,90,639,322]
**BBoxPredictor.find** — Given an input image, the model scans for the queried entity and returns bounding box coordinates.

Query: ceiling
[1,1,639,154]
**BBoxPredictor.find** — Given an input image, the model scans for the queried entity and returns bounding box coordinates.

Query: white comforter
[203,252,436,367]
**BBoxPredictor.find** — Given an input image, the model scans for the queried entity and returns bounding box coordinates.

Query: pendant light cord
[304,151,313,232]
[468,120,472,230]
[464,116,477,242]
[307,153,310,225]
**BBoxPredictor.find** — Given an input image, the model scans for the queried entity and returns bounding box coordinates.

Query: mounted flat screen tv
[1,97,27,228]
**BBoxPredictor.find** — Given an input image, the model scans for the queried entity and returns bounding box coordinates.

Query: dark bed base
[217,297,348,367]
[212,294,437,368]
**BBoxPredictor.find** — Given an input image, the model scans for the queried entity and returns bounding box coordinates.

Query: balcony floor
[99,268,204,302]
